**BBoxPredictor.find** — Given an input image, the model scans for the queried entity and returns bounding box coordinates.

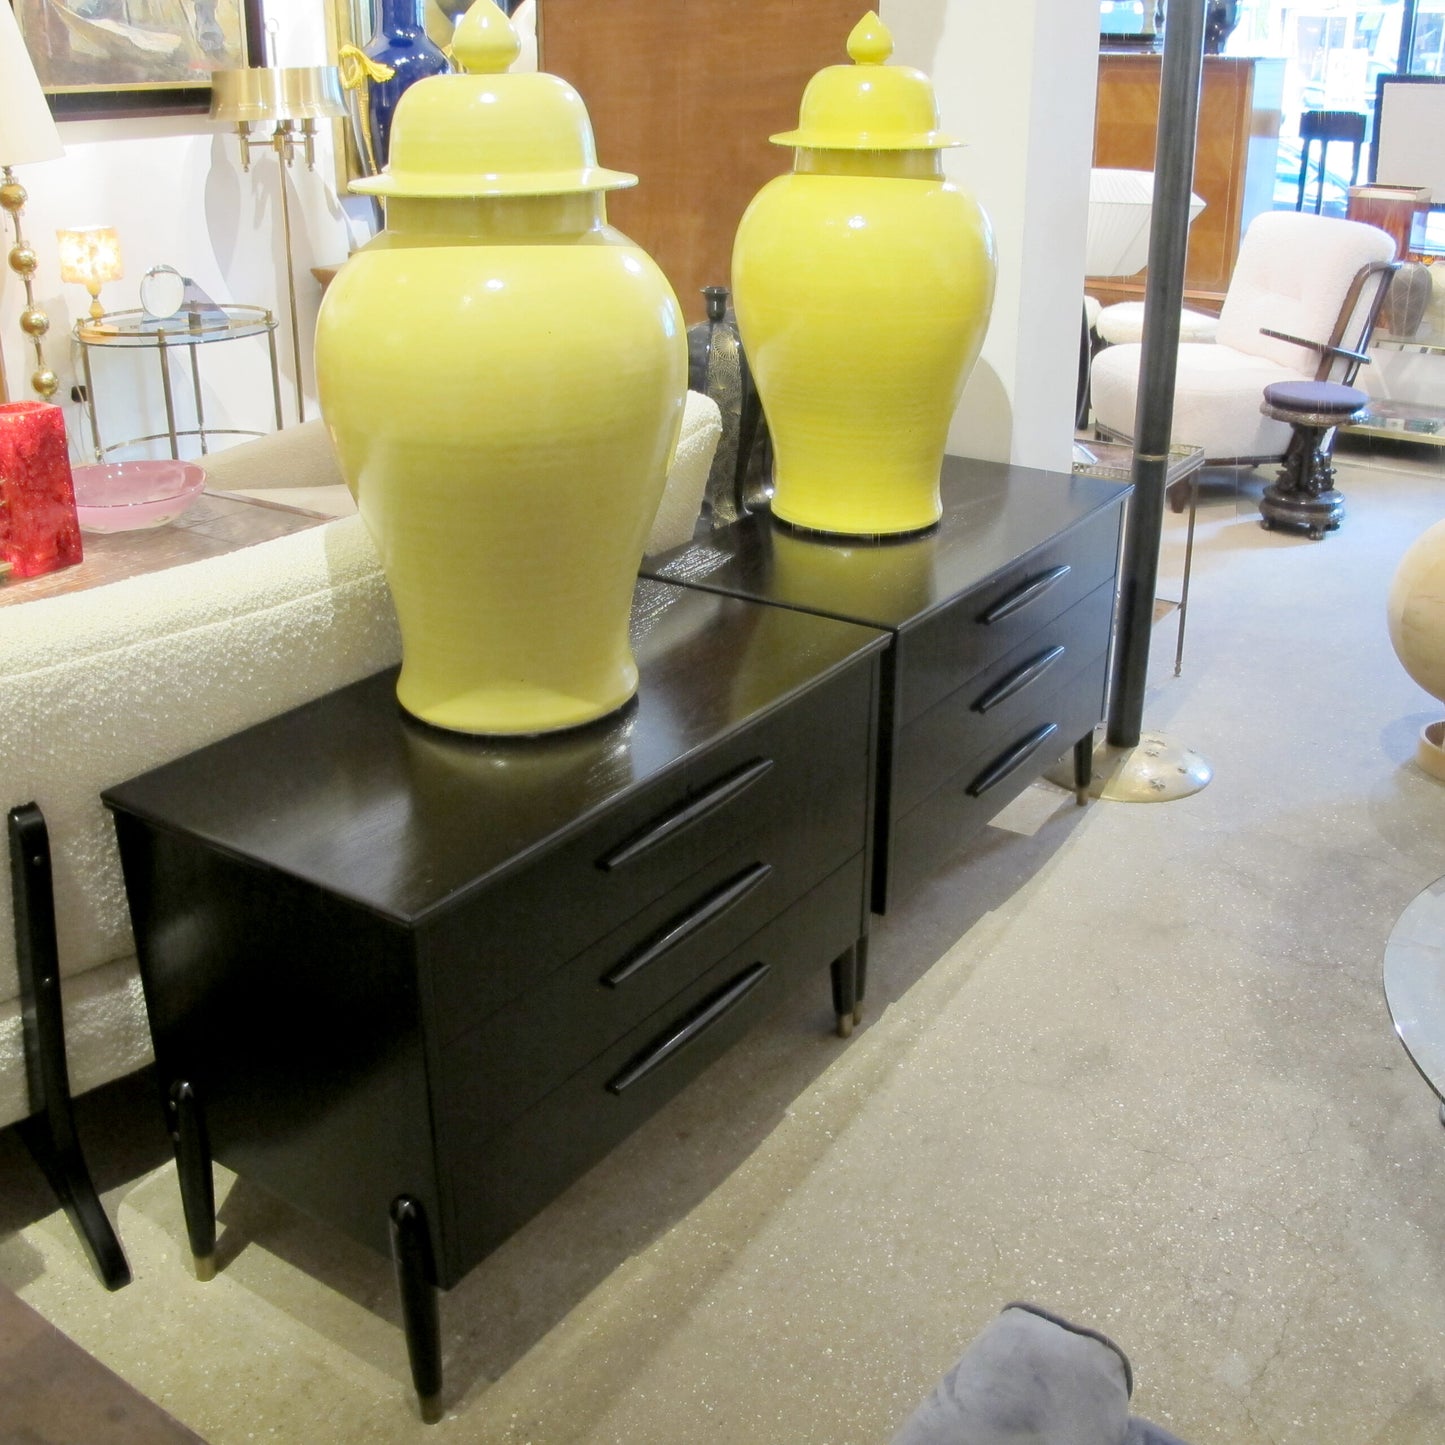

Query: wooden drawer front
[438,855,866,1282]
[894,502,1121,726]
[893,580,1116,816]
[886,652,1109,907]
[424,658,875,1039]
[436,793,870,1131]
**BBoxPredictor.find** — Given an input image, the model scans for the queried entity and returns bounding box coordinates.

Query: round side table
[74,305,284,462]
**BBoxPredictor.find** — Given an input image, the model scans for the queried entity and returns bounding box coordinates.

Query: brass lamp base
[1049,729,1212,803]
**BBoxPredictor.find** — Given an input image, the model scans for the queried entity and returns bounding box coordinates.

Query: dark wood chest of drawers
[643,457,1132,911]
[103,579,885,1416]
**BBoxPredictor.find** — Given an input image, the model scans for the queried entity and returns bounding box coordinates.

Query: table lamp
[1086,168,1206,280]
[57,226,123,326]
[210,59,347,423]
[0,2,65,402]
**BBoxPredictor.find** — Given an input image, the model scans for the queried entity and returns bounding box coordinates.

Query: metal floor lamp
[210,61,347,425]
[1085,0,1216,804]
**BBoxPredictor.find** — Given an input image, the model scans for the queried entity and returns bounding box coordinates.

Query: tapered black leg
[830,943,857,1038]
[1073,732,1094,806]
[390,1195,442,1424]
[168,1080,215,1281]
[8,804,131,1291]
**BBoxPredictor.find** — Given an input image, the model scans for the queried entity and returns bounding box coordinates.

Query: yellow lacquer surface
[316,198,685,735]
[733,166,996,536]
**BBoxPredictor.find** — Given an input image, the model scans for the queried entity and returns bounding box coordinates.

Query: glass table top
[75,304,277,348]
[1383,875,1445,1099]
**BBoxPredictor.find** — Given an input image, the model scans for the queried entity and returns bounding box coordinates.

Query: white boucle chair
[1090,210,1398,465]
[1,393,721,1280]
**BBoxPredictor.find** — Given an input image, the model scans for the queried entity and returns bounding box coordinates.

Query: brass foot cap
[418,1394,444,1425]
[853,1003,864,1025]
[192,1253,216,1283]
[836,1013,854,1040]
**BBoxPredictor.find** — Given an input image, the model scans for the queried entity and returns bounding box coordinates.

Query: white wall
[882,0,1098,471]
[0,2,357,462]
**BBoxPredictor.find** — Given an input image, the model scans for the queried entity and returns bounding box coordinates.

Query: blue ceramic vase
[365,0,451,169]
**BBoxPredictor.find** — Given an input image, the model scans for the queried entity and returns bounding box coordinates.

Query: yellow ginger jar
[316,0,685,735]
[731,11,996,537]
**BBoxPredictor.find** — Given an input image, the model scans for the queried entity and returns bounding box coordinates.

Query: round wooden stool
[1258,379,1368,539]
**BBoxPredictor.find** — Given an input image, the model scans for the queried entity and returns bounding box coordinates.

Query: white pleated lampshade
[1086,168,1206,279]
[0,3,64,169]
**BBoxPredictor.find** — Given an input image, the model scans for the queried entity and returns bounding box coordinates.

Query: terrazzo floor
[3,443,1445,1443]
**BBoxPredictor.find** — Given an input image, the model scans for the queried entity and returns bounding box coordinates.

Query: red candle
[0,401,83,580]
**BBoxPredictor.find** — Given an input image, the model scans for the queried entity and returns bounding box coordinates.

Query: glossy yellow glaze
[317,5,685,735]
[318,194,684,734]
[733,153,995,536]
[731,11,996,537]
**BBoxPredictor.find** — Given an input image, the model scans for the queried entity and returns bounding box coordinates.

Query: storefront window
[1221,1,1444,215]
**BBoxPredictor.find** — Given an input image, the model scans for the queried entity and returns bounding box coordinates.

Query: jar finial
[847,12,893,66]
[453,0,522,75]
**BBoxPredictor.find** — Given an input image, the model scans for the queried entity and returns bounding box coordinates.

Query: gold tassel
[337,44,396,177]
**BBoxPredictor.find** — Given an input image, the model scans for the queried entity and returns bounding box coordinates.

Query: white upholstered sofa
[0,397,721,1132]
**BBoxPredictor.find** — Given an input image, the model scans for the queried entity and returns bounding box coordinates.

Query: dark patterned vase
[365,0,451,169]
[1205,2,1240,54]
[685,285,771,528]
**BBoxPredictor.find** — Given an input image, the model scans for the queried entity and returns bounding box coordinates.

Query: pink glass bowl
[71,460,206,533]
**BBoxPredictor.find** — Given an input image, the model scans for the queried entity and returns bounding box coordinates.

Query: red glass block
[0,401,83,580]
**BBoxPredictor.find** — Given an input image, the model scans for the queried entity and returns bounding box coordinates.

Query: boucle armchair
[1090,210,1396,463]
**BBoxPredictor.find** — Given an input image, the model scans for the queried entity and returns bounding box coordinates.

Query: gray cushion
[891,1303,1195,1445]
[1262,380,1368,414]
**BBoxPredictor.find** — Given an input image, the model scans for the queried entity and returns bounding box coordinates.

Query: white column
[881,0,1099,472]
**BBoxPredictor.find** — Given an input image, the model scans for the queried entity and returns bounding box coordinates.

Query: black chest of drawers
[643,457,1132,912]
[103,579,886,1420]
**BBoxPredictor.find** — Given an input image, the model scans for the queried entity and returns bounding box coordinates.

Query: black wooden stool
[1258,379,1368,539]
[1296,110,1366,214]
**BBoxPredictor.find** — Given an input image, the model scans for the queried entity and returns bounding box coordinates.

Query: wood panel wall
[1091,53,1285,312]
[540,0,862,324]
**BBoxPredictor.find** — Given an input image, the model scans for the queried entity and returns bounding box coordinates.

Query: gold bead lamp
[0,1,65,400]
[57,226,123,324]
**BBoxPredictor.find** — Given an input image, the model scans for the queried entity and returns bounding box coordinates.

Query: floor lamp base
[1049,729,1212,803]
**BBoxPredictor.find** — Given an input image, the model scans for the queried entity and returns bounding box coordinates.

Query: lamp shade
[210,66,348,124]
[1086,168,1206,279]
[57,226,123,286]
[0,4,63,168]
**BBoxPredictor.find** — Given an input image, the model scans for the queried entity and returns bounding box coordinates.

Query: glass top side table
[1073,439,1206,676]
[74,305,284,463]
[1384,876,1445,1125]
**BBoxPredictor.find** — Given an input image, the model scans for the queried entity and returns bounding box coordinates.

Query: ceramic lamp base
[1416,721,1445,782]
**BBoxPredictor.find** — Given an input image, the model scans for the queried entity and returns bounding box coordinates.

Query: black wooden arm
[1258,328,1372,366]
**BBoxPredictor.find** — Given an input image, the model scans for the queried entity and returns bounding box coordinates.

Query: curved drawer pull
[980,564,1071,625]
[967,722,1060,798]
[606,962,771,1094]
[972,645,1066,714]
[599,758,774,871]
[603,863,774,987]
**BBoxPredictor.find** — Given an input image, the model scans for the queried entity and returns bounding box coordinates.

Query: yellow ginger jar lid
[770,11,960,152]
[352,0,635,198]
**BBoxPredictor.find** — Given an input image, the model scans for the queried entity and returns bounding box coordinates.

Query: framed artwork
[11,0,265,119]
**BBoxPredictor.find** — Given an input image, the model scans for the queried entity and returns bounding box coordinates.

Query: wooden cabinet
[643,458,1131,912]
[104,580,885,1415]
[1091,53,1285,310]
[539,0,862,323]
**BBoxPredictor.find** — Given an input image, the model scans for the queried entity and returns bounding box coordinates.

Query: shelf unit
[1351,327,1445,446]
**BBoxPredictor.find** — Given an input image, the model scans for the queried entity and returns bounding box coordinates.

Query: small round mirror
[140,264,186,320]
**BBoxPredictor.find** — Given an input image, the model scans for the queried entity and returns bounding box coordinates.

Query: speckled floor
[4,443,1445,1443]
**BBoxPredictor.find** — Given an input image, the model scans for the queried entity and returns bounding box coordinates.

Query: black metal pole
[1396,0,1421,77]
[1106,0,1207,749]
